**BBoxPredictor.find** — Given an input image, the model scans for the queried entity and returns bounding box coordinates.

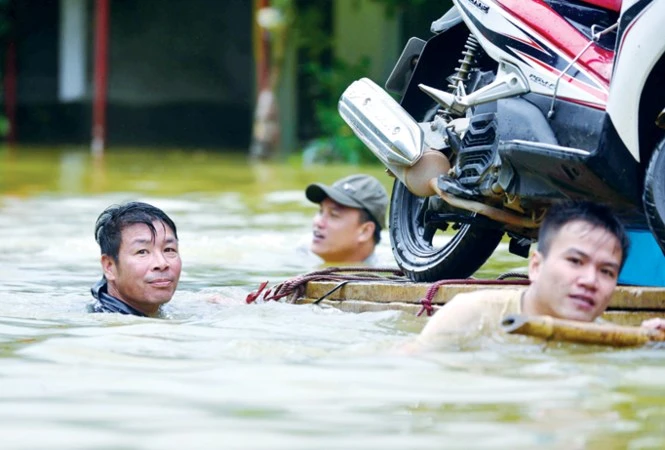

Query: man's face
[310,197,373,263]
[102,221,182,315]
[527,220,622,322]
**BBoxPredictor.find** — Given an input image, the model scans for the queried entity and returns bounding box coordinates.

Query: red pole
[91,0,110,156]
[4,38,17,146]
[257,0,270,91]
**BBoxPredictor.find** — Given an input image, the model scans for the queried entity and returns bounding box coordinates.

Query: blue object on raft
[619,230,665,287]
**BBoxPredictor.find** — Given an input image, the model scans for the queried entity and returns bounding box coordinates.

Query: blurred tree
[250,0,295,160]
[295,1,378,164]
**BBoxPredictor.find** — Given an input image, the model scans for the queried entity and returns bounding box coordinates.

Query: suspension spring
[448,34,480,91]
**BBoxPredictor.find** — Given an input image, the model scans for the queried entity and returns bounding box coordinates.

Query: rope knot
[417,297,434,317]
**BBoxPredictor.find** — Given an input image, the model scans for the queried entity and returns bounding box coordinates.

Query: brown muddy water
[1,146,664,449]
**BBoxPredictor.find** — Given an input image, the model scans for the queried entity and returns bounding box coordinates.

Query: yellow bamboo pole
[502,314,665,347]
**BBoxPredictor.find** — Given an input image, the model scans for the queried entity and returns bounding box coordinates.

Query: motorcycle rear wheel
[643,136,665,254]
[389,179,504,282]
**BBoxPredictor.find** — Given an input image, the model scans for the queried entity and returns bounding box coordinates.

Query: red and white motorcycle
[338,0,665,281]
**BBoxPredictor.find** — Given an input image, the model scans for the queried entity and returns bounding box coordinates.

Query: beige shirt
[417,288,526,348]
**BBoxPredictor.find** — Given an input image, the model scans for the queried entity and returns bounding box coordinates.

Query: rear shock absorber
[448,34,480,92]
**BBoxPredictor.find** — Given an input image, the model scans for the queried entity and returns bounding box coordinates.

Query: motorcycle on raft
[338,0,665,282]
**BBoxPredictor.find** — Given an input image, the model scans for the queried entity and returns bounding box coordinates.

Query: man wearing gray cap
[305,174,389,264]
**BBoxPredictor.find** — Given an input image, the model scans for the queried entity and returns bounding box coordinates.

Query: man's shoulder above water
[417,287,525,345]
[88,278,147,317]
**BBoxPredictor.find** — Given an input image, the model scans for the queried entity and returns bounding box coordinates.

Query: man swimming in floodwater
[304,174,389,265]
[89,201,182,317]
[414,200,630,349]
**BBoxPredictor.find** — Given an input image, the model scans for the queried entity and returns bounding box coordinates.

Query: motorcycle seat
[579,0,622,13]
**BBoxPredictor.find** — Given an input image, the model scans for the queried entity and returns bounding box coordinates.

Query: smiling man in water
[415,200,630,348]
[89,201,182,317]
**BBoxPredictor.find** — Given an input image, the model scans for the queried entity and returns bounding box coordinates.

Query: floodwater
[1,146,664,449]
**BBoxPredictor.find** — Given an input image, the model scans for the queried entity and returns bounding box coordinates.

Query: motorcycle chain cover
[456,112,498,186]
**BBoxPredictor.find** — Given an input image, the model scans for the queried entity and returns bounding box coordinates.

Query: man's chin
[560,308,598,322]
[145,290,176,305]
[310,244,329,260]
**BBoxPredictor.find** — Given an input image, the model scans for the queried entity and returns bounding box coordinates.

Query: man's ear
[528,250,543,282]
[101,254,117,281]
[357,221,375,243]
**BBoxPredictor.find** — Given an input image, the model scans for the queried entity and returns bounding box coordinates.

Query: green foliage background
[293,0,452,164]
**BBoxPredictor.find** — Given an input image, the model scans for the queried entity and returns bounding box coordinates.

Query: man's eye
[601,268,617,279]
[165,247,178,253]
[567,257,582,265]
[136,249,148,255]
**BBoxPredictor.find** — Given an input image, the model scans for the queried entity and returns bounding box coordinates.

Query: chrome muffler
[338,78,540,228]
[338,78,450,197]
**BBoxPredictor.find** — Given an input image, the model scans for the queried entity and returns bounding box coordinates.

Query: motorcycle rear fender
[398,17,472,120]
[607,0,665,162]
[385,6,463,97]
[384,37,426,96]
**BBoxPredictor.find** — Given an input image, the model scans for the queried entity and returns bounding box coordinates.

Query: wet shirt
[417,288,526,348]
[88,278,147,317]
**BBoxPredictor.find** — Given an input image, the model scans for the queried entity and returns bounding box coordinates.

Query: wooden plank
[295,281,665,325]
[300,281,665,309]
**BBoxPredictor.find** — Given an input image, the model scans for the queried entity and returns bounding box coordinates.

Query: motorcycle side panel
[579,0,622,13]
[453,0,612,108]
[524,93,605,151]
[497,97,558,145]
[499,140,637,208]
[607,0,664,162]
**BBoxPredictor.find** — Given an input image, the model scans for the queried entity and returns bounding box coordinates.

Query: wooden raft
[294,281,665,326]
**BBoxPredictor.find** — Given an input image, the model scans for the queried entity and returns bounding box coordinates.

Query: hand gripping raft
[502,315,665,347]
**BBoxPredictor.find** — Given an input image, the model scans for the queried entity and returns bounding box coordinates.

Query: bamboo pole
[502,314,665,347]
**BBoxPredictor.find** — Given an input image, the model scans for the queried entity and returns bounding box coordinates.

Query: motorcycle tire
[642,136,665,254]
[389,179,504,282]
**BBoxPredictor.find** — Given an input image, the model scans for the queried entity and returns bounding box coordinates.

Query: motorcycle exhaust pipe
[338,78,538,228]
[338,78,450,196]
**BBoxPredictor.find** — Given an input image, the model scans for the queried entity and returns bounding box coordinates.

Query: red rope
[246,267,530,316]
[416,278,530,316]
[245,267,405,304]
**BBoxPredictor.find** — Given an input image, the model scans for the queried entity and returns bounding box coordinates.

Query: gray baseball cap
[305,174,389,229]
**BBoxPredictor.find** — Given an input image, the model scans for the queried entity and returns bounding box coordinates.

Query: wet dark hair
[359,209,382,244]
[95,202,178,261]
[537,200,629,268]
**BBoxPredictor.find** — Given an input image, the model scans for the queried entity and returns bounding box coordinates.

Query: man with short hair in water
[304,174,389,265]
[415,200,630,348]
[89,201,182,317]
